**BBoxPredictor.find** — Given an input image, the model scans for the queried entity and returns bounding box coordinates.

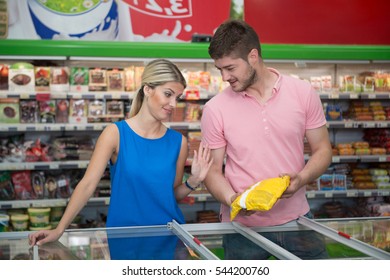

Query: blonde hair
[129,59,187,117]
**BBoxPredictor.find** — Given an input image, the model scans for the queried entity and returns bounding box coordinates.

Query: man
[201,19,333,259]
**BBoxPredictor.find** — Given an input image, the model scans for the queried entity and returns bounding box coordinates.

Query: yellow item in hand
[230,175,290,221]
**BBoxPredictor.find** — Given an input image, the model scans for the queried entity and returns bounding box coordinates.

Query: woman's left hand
[189,142,214,185]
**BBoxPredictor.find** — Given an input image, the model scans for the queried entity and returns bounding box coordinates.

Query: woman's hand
[188,142,214,186]
[28,228,62,246]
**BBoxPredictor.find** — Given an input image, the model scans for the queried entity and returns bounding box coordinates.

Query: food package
[70,67,89,92]
[8,62,35,92]
[107,68,124,91]
[50,67,69,92]
[230,175,290,221]
[35,67,50,92]
[0,98,20,123]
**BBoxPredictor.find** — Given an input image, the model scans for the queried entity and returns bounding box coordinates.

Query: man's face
[214,55,257,92]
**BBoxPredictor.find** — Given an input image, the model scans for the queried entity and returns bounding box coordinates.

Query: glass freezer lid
[0,217,389,260]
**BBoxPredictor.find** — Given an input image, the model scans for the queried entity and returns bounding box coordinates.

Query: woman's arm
[29,124,119,245]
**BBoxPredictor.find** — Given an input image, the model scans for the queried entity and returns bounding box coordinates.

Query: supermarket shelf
[319,92,390,100]
[4,121,390,132]
[327,121,390,129]
[0,160,90,171]
[304,154,390,163]
[0,122,200,132]
[2,153,388,171]
[0,198,67,210]
[0,123,110,132]
[0,91,215,100]
[1,190,389,210]
[306,190,390,199]
[164,122,201,130]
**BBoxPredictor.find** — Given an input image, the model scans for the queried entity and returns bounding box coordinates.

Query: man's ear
[248,48,259,64]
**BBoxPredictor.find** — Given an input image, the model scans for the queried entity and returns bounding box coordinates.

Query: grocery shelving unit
[1,40,390,222]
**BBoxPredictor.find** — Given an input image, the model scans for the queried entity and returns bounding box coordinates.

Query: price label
[197,195,207,202]
[347,191,357,197]
[350,93,359,99]
[379,156,387,162]
[332,156,340,163]
[363,191,372,197]
[306,192,315,199]
[377,122,389,128]
[325,192,333,198]
[363,122,375,128]
[344,122,353,128]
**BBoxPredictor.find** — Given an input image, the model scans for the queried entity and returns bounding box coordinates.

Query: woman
[29,59,213,259]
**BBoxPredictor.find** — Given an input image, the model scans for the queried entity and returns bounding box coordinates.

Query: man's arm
[282,125,332,197]
[203,147,237,206]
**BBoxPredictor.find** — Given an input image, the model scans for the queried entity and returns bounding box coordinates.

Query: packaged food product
[230,175,290,221]
[28,207,51,227]
[89,68,107,91]
[0,64,9,90]
[107,68,124,91]
[0,214,9,232]
[35,67,50,92]
[20,100,39,123]
[8,62,35,92]
[0,98,20,123]
[70,67,89,92]
[10,214,29,231]
[50,67,69,91]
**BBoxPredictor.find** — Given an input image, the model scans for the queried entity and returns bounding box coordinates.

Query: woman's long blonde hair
[129,59,187,118]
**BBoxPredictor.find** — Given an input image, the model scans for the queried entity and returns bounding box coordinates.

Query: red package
[11,171,35,200]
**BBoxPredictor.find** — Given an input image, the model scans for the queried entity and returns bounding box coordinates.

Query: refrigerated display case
[0,216,388,260]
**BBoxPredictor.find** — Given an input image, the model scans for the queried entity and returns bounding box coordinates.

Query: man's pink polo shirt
[201,68,327,226]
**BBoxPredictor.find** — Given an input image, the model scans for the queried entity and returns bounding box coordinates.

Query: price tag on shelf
[380,191,390,196]
[363,122,375,128]
[196,195,207,202]
[188,123,201,130]
[306,192,315,199]
[344,122,353,128]
[377,122,389,128]
[363,191,372,197]
[347,191,358,197]
[325,192,333,198]
[19,93,32,99]
[104,198,110,205]
[330,93,339,99]
[49,163,59,170]
[332,156,340,163]
[350,93,359,99]
[379,156,388,162]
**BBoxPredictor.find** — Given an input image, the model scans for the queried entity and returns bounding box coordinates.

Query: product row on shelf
[2,161,390,206]
[1,61,390,94]
[0,63,227,95]
[0,97,205,124]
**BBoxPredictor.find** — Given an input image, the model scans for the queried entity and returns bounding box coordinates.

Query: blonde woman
[29,59,213,259]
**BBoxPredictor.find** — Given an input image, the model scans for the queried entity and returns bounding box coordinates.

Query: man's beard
[233,65,257,92]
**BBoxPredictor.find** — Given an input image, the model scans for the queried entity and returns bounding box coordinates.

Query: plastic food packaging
[230,175,290,221]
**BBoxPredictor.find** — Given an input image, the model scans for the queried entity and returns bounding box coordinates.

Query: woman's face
[145,81,185,120]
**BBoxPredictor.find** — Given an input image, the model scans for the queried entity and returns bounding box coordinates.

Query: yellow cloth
[230,175,290,221]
